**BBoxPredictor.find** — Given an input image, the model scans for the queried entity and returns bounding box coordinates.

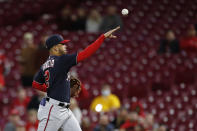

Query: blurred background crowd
[0,0,197,131]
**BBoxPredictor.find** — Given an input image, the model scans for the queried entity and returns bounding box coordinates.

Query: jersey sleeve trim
[32,80,47,92]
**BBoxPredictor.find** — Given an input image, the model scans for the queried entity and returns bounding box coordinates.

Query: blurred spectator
[70,98,82,124]
[137,116,146,129]
[120,112,139,130]
[90,84,121,112]
[0,50,11,91]
[195,23,197,33]
[158,30,180,54]
[99,6,123,32]
[57,5,87,31]
[181,24,197,50]
[144,113,154,130]
[81,116,93,131]
[25,109,39,131]
[16,121,26,131]
[130,101,145,117]
[86,9,102,33]
[74,7,87,31]
[4,109,21,131]
[156,124,168,131]
[34,34,49,71]
[11,88,30,117]
[94,114,114,131]
[134,125,145,131]
[19,32,37,87]
[27,90,46,110]
[76,82,89,107]
[0,51,6,91]
[111,107,128,129]
[57,5,74,31]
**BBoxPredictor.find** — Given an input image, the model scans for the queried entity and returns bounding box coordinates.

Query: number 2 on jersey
[44,70,50,88]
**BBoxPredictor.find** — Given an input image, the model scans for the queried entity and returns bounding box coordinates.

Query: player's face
[58,44,67,54]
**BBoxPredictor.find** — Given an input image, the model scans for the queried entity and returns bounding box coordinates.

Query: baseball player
[32,26,120,131]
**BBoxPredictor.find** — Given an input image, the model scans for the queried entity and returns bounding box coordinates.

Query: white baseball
[121,8,129,15]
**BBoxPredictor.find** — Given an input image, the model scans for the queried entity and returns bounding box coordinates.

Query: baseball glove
[70,76,81,98]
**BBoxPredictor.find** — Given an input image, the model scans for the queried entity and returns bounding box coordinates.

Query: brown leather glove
[70,76,81,98]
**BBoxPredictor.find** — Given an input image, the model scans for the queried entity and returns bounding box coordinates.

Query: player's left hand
[70,76,81,98]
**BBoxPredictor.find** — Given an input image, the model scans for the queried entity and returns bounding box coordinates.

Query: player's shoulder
[59,53,77,59]
[38,66,45,74]
[61,53,77,57]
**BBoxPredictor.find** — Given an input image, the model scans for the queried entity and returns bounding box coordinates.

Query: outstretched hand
[104,26,120,38]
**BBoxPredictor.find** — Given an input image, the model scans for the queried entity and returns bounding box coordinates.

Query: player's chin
[61,50,67,55]
[72,95,78,98]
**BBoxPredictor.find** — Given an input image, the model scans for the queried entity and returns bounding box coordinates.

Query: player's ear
[53,45,59,52]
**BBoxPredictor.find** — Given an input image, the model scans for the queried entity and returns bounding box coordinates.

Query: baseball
[121,8,129,15]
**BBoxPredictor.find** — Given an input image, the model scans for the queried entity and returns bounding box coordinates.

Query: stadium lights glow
[95,104,103,112]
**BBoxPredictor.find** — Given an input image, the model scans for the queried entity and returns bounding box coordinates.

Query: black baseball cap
[45,34,70,50]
